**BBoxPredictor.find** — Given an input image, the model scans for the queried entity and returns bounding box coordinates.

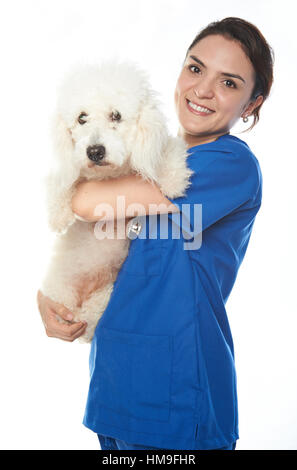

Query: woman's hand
[37,290,87,342]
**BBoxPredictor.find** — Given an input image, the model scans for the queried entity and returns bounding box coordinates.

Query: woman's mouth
[186,99,215,116]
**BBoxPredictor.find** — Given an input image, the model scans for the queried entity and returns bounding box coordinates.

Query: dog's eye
[78,112,88,125]
[110,110,121,122]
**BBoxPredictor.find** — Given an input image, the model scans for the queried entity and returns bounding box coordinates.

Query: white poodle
[40,60,193,342]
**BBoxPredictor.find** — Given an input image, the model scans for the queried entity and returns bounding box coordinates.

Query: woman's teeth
[188,100,213,114]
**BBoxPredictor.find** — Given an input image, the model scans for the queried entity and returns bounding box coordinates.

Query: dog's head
[51,60,169,184]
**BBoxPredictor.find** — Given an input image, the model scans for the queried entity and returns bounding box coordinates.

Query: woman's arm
[71,174,179,222]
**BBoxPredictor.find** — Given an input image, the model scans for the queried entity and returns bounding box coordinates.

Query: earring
[242,115,249,123]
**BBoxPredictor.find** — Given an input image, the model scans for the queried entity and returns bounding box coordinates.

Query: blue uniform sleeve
[167,149,262,250]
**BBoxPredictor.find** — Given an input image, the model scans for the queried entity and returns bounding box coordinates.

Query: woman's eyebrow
[188,55,246,83]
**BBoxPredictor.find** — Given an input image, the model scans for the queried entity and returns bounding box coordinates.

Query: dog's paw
[48,210,76,234]
[159,166,194,199]
[157,136,194,199]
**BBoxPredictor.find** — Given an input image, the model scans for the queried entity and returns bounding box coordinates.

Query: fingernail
[66,313,73,321]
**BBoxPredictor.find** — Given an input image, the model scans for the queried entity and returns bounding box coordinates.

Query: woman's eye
[78,112,88,125]
[224,80,237,89]
[110,110,122,122]
[188,65,201,74]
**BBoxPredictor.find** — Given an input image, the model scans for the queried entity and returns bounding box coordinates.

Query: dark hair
[185,17,275,132]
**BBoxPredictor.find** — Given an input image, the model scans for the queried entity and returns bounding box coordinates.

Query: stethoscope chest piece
[127,217,143,240]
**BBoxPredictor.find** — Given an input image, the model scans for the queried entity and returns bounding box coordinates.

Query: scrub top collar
[187,132,231,154]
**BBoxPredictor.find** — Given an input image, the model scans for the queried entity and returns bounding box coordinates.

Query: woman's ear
[130,98,169,183]
[243,94,264,118]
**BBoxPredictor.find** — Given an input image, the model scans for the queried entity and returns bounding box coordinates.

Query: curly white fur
[40,60,193,343]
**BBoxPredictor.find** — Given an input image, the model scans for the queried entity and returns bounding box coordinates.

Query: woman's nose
[193,79,215,99]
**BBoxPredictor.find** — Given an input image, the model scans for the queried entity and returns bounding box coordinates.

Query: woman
[37,17,274,450]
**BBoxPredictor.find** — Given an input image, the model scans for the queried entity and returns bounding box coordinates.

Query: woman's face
[174,34,263,147]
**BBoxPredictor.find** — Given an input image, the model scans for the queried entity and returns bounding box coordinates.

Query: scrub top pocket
[121,215,168,277]
[121,241,163,277]
[94,327,173,422]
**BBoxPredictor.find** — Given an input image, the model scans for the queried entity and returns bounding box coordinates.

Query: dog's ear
[45,112,80,233]
[130,97,168,183]
[50,113,80,189]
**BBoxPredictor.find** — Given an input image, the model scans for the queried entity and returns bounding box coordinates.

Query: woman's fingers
[38,290,74,322]
[62,322,88,342]
[47,317,88,342]
[37,290,87,342]
[48,299,74,323]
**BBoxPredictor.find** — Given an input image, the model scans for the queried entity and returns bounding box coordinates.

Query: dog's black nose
[87,145,106,164]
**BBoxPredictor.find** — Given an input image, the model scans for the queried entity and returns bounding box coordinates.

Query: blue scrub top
[83,133,262,450]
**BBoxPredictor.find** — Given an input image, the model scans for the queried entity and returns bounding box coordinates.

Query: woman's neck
[178,129,230,148]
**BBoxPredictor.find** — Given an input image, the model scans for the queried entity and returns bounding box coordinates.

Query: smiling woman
[174,32,272,147]
[38,16,274,451]
[180,17,274,134]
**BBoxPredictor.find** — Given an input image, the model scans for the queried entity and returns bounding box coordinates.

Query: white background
[0,0,296,450]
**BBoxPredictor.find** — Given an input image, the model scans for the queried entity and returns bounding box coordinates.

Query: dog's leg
[45,172,78,233]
